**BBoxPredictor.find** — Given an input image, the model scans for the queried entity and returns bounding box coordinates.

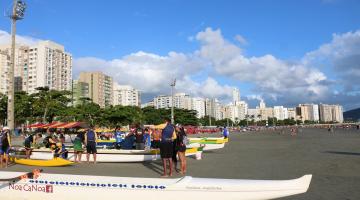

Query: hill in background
[344,108,360,121]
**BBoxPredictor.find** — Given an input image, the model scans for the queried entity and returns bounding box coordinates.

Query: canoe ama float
[0,171,312,200]
[25,147,202,163]
[13,158,73,167]
[189,137,228,144]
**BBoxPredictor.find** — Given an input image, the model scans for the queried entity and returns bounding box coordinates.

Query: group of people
[24,129,68,160]
[100,118,189,176]
[153,118,188,177]
[12,117,190,176]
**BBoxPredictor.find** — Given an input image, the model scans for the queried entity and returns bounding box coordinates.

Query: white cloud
[234,34,248,45]
[303,30,360,92]
[176,76,233,99]
[0,30,41,46]
[74,51,208,96]
[246,94,263,102]
[195,27,331,104]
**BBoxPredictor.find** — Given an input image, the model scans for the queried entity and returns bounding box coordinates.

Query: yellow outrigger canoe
[13,157,74,167]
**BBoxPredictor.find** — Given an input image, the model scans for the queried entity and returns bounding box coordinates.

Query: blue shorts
[0,146,10,155]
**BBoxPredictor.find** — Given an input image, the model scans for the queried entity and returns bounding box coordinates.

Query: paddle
[0,169,43,182]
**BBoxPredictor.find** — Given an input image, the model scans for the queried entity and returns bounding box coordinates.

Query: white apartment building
[0,41,72,94]
[273,106,289,120]
[154,93,191,110]
[0,51,10,94]
[113,84,140,107]
[287,108,296,120]
[141,100,155,108]
[297,104,320,122]
[78,71,113,108]
[191,97,206,118]
[319,104,343,123]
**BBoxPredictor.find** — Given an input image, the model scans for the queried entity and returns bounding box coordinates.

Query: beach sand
[2,128,360,200]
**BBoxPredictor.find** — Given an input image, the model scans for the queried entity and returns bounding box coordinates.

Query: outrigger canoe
[188,137,227,151]
[189,137,228,144]
[13,158,73,167]
[22,147,203,163]
[0,171,312,200]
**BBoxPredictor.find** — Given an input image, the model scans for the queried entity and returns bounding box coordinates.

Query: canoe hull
[27,148,201,163]
[13,158,73,167]
[0,172,312,200]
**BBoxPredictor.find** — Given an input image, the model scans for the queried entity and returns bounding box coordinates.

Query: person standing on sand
[114,126,125,149]
[85,127,98,164]
[24,133,42,159]
[73,131,84,163]
[143,128,151,150]
[151,128,161,149]
[223,126,229,139]
[0,127,11,168]
[153,117,177,178]
[135,127,145,150]
[175,125,188,174]
[172,126,179,173]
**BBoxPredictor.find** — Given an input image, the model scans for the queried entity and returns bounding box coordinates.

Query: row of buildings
[0,40,140,108]
[74,72,140,107]
[145,88,344,123]
[0,40,344,123]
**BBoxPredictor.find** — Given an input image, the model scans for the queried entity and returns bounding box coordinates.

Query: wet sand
[2,128,360,200]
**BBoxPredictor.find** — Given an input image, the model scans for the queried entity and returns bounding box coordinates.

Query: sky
[0,0,359,110]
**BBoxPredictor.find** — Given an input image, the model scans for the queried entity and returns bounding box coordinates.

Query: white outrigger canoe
[0,171,312,200]
[23,147,202,163]
[187,143,225,151]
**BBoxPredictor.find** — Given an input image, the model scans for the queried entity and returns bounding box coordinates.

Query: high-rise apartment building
[273,106,289,120]
[0,41,72,94]
[191,97,206,118]
[154,93,192,110]
[113,84,140,107]
[232,88,240,105]
[287,108,296,120]
[296,104,319,122]
[78,71,113,108]
[72,80,89,106]
[0,51,10,94]
[319,104,343,123]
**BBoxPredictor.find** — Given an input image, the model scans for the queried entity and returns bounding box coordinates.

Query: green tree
[14,91,33,125]
[174,108,198,125]
[31,87,71,123]
[142,107,169,125]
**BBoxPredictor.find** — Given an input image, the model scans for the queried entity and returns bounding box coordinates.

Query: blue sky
[0,0,360,110]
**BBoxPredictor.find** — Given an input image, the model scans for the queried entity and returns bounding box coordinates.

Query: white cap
[3,126,10,130]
